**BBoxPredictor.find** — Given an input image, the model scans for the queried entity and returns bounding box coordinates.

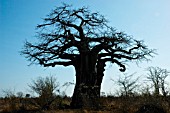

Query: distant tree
[159,70,169,96]
[146,66,169,96]
[2,89,18,111]
[2,89,16,98]
[21,4,155,108]
[113,73,139,97]
[28,76,59,110]
[25,94,30,98]
[16,92,24,98]
[140,84,152,97]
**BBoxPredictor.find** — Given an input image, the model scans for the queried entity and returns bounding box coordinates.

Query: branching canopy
[21,4,155,71]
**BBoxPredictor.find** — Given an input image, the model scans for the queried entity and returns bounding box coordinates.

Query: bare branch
[21,3,155,71]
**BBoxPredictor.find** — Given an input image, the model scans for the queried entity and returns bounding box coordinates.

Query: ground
[0,96,170,113]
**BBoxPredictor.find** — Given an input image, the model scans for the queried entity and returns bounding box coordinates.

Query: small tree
[112,73,139,97]
[29,76,59,110]
[2,89,18,111]
[2,88,16,98]
[17,92,24,98]
[146,66,169,96]
[159,69,169,96]
[140,84,152,97]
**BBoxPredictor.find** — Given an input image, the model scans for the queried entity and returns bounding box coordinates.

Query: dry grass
[0,96,170,113]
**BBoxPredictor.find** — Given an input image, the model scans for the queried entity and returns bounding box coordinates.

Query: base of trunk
[70,84,100,109]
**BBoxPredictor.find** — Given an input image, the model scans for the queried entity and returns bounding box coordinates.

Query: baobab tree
[146,66,169,96]
[21,4,155,108]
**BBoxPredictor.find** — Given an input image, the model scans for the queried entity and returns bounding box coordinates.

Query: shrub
[28,76,60,110]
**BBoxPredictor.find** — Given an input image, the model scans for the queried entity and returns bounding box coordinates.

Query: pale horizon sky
[1,0,170,97]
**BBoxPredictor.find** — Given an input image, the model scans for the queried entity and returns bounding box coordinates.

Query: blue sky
[1,0,170,96]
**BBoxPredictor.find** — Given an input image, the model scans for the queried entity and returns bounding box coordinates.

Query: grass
[0,96,170,113]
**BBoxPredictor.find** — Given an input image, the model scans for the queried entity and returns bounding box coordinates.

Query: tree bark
[70,54,105,109]
[154,84,160,96]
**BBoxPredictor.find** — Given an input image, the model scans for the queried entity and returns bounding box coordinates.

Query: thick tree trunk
[70,54,105,109]
[154,85,160,96]
[71,81,100,109]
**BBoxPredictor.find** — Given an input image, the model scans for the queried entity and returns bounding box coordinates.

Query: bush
[28,76,60,110]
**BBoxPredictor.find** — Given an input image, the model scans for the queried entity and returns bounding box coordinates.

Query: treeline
[108,66,170,97]
[1,66,170,112]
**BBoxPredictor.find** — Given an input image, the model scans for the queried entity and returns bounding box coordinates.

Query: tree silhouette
[21,4,155,108]
[113,73,139,97]
[146,66,169,96]
[28,76,59,110]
